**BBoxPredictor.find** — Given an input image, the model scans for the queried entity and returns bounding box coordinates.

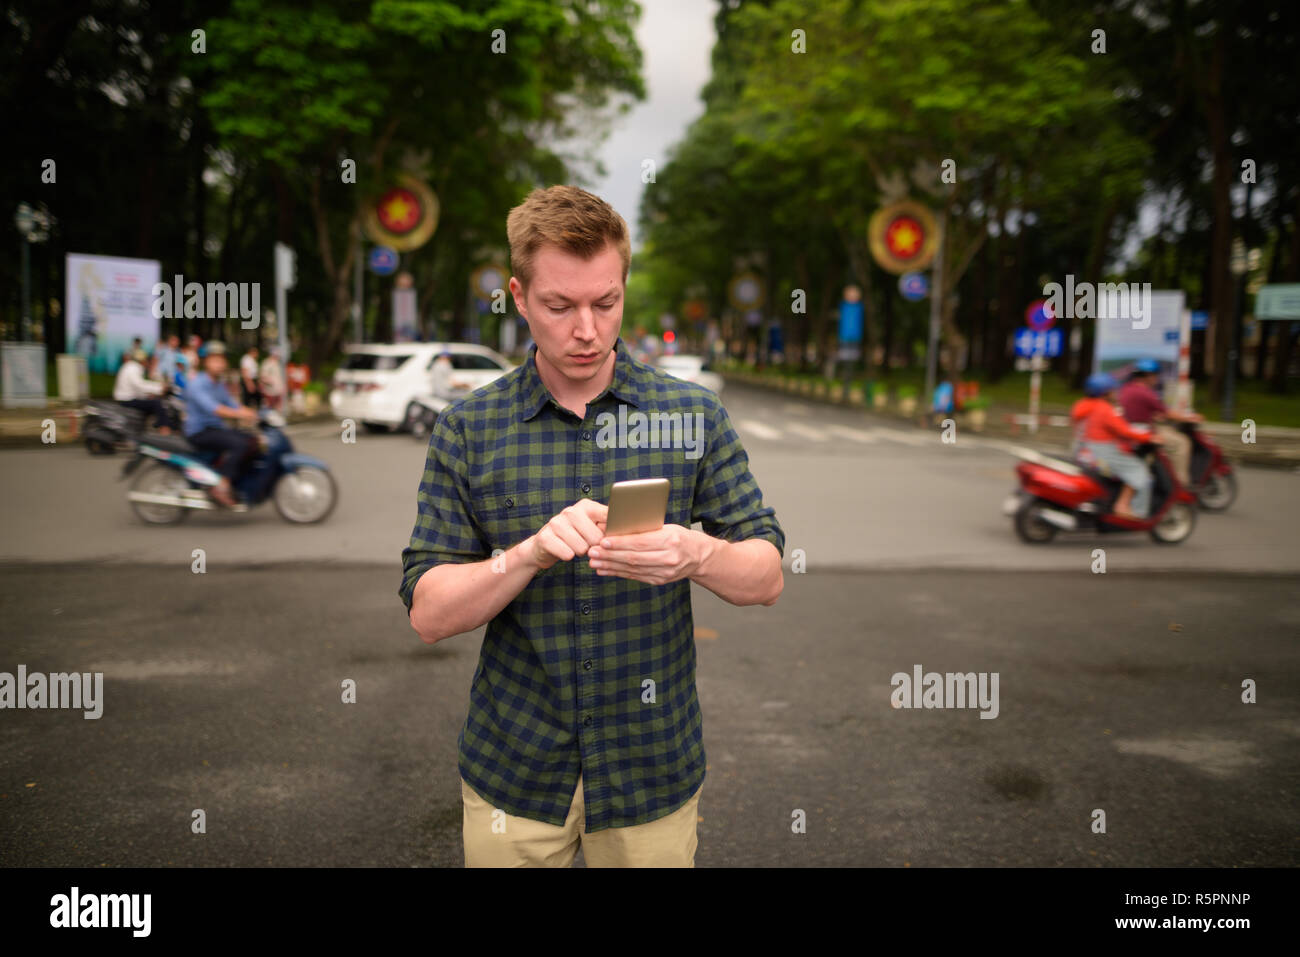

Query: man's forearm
[689,534,783,606]
[410,538,540,644]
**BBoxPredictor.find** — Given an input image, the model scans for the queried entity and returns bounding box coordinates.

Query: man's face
[168,336,179,348]
[510,241,624,388]
[204,354,227,377]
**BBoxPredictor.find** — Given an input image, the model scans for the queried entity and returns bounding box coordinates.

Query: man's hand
[525,498,608,571]
[587,524,709,586]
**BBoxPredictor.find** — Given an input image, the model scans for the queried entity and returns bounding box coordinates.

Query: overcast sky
[563,0,717,251]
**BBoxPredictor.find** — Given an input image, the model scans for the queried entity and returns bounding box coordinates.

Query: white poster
[65,254,161,374]
[1093,289,1185,383]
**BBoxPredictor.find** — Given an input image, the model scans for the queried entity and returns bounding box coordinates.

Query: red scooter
[1182,422,1237,511]
[1004,440,1198,545]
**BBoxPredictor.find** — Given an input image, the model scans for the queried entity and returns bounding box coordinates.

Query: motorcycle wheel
[273,466,338,524]
[1014,498,1058,544]
[1150,501,1197,544]
[130,463,192,525]
[1196,472,1237,512]
[84,435,115,455]
[404,402,428,438]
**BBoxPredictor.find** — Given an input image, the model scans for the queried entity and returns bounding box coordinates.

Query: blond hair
[506,185,631,293]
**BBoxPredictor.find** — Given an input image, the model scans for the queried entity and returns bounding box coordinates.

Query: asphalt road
[1,382,1296,867]
[1,382,1298,573]
[1,564,1295,867]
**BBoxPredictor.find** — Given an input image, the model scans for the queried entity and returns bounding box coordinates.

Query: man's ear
[509,276,528,318]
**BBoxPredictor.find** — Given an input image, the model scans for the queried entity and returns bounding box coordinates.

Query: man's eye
[548,304,567,313]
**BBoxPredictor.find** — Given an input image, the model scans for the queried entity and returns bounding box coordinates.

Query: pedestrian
[429,350,454,400]
[182,335,201,377]
[156,334,181,386]
[259,347,286,412]
[239,346,261,408]
[400,185,786,868]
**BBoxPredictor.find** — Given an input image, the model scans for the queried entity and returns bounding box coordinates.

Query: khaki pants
[461,775,702,868]
[1156,423,1193,486]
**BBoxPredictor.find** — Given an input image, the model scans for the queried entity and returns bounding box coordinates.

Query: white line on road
[825,425,879,443]
[783,422,829,442]
[737,419,783,441]
[869,427,931,446]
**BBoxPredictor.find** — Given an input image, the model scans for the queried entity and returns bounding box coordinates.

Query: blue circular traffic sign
[368,246,399,276]
[1025,298,1056,331]
[899,272,929,302]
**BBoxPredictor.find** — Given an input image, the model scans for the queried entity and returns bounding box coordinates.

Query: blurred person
[1118,359,1201,486]
[401,185,784,868]
[182,335,201,375]
[113,348,176,433]
[239,346,261,408]
[1071,373,1163,521]
[184,341,259,508]
[259,347,286,412]
[429,350,454,399]
[172,352,191,397]
[156,334,181,385]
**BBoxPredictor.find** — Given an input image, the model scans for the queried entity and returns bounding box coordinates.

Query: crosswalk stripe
[869,427,931,446]
[825,425,878,443]
[783,422,829,441]
[737,419,782,440]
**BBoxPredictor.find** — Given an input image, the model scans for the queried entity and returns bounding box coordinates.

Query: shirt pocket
[474,489,554,551]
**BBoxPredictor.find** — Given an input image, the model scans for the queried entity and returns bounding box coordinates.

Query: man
[184,341,259,508]
[239,346,261,408]
[429,350,454,400]
[113,348,175,433]
[182,335,202,378]
[1118,359,1201,487]
[400,185,785,868]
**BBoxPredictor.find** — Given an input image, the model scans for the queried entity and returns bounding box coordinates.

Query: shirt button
[584,715,593,727]
[581,430,591,440]
[580,602,590,615]
[504,497,513,508]
[581,483,591,494]
[583,659,593,670]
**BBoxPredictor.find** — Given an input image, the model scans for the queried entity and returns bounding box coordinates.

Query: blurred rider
[184,341,259,508]
[1071,373,1163,521]
[1118,358,1202,487]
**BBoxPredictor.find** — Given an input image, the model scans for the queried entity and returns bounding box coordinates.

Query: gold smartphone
[605,478,670,536]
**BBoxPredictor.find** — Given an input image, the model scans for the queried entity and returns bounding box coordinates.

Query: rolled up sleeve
[691,400,784,558]
[399,408,490,613]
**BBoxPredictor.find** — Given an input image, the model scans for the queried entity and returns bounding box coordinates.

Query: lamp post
[1224,236,1248,422]
[13,203,35,342]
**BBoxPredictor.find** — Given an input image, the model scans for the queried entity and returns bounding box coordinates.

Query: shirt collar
[520,336,643,422]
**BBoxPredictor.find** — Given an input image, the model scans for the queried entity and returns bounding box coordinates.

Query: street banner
[65,253,161,374]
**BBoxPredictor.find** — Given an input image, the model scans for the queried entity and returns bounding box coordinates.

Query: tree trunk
[1204,20,1234,402]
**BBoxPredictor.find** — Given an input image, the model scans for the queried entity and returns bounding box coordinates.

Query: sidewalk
[0,400,333,449]
[720,369,1300,468]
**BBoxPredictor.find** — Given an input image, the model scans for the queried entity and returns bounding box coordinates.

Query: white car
[330,342,514,432]
[654,354,724,395]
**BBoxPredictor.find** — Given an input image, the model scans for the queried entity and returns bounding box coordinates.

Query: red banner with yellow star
[868,200,938,275]
[363,173,439,252]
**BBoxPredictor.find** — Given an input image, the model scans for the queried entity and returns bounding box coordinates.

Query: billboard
[1093,289,1185,383]
[65,254,161,374]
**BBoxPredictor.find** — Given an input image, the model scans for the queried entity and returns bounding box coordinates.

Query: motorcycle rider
[1118,358,1202,487]
[184,341,259,508]
[113,348,177,433]
[1071,372,1163,521]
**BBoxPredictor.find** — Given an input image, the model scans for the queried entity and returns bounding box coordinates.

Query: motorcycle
[1182,422,1237,511]
[122,409,338,525]
[402,392,448,439]
[1004,440,1198,545]
[81,394,186,455]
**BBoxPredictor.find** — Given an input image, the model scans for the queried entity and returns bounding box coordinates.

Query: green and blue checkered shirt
[400,336,784,831]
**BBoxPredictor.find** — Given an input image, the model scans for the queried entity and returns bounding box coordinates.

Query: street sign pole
[1028,356,1045,434]
[353,224,364,344]
[274,242,296,366]
[923,209,945,408]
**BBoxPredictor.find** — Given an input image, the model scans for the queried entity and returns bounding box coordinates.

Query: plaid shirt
[399,336,784,831]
